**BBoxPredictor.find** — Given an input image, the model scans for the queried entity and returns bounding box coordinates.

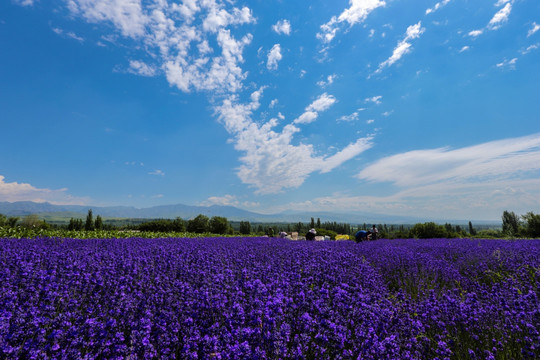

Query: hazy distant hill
[0,201,498,225]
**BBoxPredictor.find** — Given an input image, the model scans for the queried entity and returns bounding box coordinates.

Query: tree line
[1,209,539,239]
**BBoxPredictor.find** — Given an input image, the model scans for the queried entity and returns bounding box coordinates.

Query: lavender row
[1,237,539,359]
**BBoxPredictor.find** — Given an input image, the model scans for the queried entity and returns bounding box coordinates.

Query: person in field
[306,228,316,241]
[355,229,371,242]
[371,225,378,240]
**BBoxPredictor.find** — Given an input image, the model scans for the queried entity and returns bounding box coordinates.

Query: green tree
[7,217,19,227]
[310,217,315,229]
[94,215,103,230]
[522,212,540,238]
[468,221,477,236]
[187,214,209,233]
[502,210,520,236]
[239,221,251,235]
[209,216,230,234]
[0,214,7,227]
[21,214,43,229]
[68,218,83,230]
[172,217,186,232]
[410,222,448,239]
[85,209,95,231]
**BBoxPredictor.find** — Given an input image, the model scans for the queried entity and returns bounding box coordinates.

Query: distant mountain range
[0,201,499,225]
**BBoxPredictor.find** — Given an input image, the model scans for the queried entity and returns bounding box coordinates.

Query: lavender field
[1,237,539,359]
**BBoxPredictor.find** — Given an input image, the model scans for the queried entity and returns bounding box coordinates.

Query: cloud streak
[317,0,386,43]
[357,133,540,187]
[375,22,425,74]
[469,1,512,37]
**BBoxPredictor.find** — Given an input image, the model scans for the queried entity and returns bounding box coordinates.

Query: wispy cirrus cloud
[375,22,425,74]
[425,0,451,15]
[496,57,517,70]
[52,27,84,42]
[528,22,540,37]
[469,1,512,37]
[357,133,540,187]
[488,2,512,30]
[317,0,386,44]
[274,133,540,219]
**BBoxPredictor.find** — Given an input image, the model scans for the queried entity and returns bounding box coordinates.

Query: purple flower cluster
[1,237,539,359]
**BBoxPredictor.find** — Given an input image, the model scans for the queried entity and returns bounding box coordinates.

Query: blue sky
[1,0,539,221]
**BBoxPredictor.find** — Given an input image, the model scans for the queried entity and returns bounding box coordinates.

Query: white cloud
[52,27,84,42]
[528,22,540,37]
[425,0,451,15]
[59,0,372,196]
[215,92,371,194]
[200,194,259,208]
[274,133,540,219]
[13,0,35,6]
[267,44,282,70]
[521,43,539,55]
[148,169,165,176]
[459,45,470,53]
[487,2,512,30]
[468,2,512,37]
[376,22,425,74]
[280,176,540,220]
[318,0,386,43]
[293,93,336,124]
[0,175,89,205]
[129,60,157,76]
[496,57,517,69]
[66,32,84,42]
[67,0,149,38]
[357,133,540,187]
[269,99,278,108]
[306,93,336,112]
[317,74,337,88]
[202,5,254,33]
[365,95,382,105]
[171,0,200,22]
[294,111,318,125]
[366,119,375,124]
[272,19,291,35]
[164,29,252,93]
[468,29,484,37]
[67,0,255,95]
[338,111,360,122]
